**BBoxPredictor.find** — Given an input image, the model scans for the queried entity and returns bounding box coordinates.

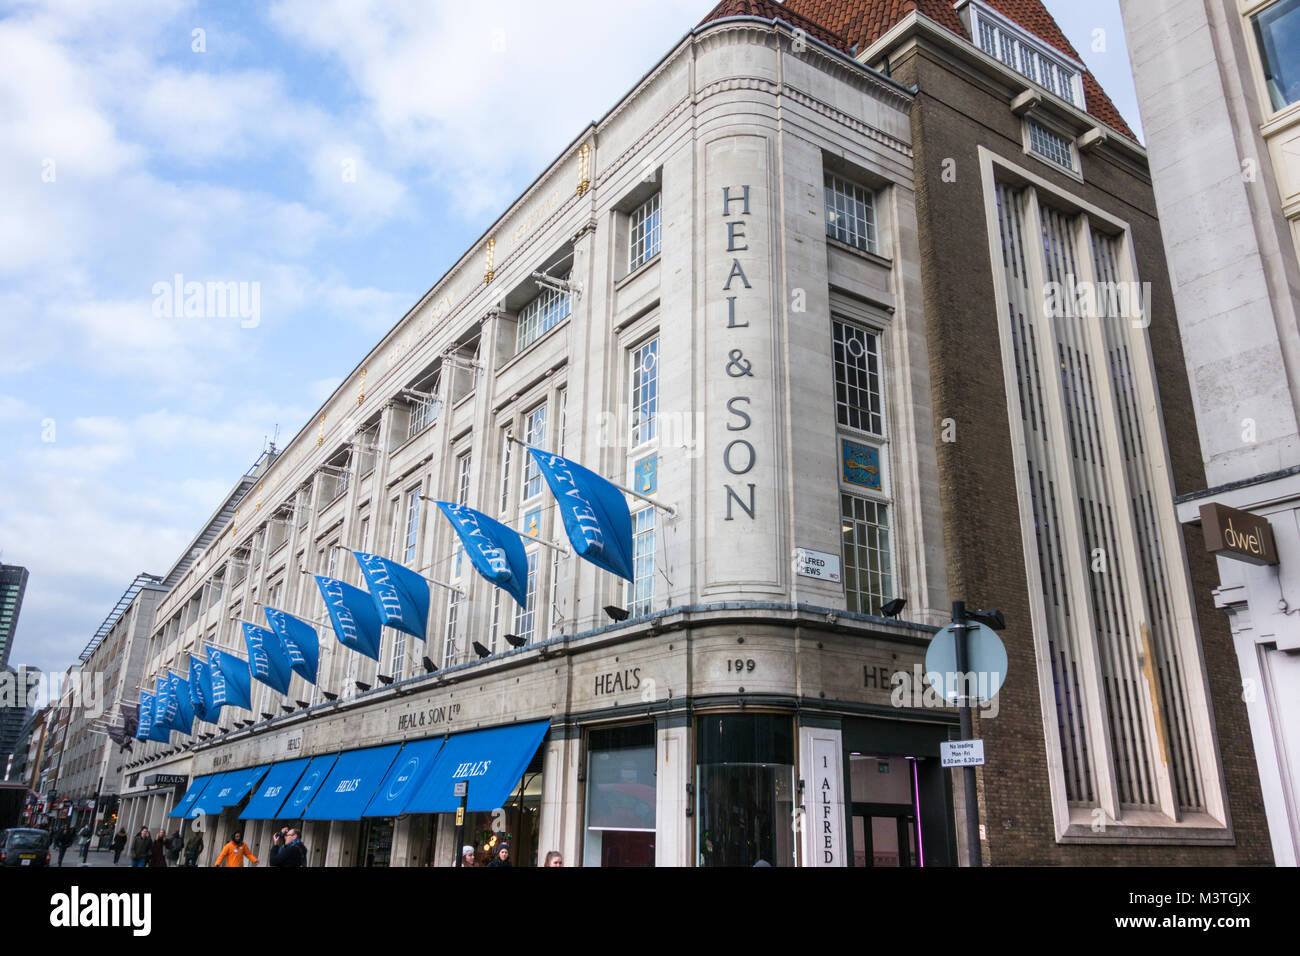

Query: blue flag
[146,682,172,742]
[353,552,431,640]
[136,692,154,741]
[208,645,253,710]
[525,447,634,581]
[242,622,293,694]
[314,575,383,661]
[263,607,320,684]
[189,656,220,724]
[169,671,195,734]
[156,674,180,731]
[433,502,530,608]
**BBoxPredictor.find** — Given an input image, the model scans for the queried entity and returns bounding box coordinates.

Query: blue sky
[0,0,1141,675]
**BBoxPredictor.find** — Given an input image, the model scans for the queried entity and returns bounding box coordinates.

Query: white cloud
[267,0,710,217]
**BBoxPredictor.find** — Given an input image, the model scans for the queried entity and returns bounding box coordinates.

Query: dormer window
[969,1,1084,109]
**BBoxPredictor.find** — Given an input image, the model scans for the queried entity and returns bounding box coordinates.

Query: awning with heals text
[190,764,270,817]
[301,744,402,821]
[404,720,549,814]
[277,754,338,820]
[168,774,216,819]
[240,757,313,820]
[362,737,446,818]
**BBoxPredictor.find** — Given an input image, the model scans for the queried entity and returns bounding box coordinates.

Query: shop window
[584,724,656,867]
[695,714,795,867]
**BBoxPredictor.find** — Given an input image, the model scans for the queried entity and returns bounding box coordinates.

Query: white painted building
[1121,0,1300,865]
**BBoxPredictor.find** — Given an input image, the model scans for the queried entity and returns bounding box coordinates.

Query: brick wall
[893,42,1273,864]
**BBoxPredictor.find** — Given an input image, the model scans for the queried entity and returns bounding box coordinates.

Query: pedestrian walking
[487,843,512,868]
[269,827,307,867]
[184,831,204,867]
[77,824,92,865]
[213,831,258,867]
[55,826,74,866]
[544,851,563,867]
[129,826,151,867]
[149,828,168,867]
[112,829,128,865]
[165,830,183,865]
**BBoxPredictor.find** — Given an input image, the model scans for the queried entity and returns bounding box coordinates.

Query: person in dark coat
[165,830,183,865]
[129,827,151,867]
[183,831,203,866]
[111,829,128,865]
[148,828,168,867]
[487,843,512,868]
[55,826,74,866]
[269,827,307,867]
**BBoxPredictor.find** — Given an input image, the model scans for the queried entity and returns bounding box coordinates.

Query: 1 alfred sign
[1200,502,1279,566]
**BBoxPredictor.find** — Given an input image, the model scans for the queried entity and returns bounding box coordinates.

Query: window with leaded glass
[630,338,658,448]
[824,174,878,254]
[523,404,547,500]
[629,193,661,270]
[840,494,892,615]
[832,320,884,435]
[628,507,654,617]
[515,280,572,351]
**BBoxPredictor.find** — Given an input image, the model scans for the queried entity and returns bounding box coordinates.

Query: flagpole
[419,495,570,554]
[504,433,678,517]
[252,600,331,629]
[321,547,466,595]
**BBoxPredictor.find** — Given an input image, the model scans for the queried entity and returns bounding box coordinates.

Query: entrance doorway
[848,755,924,867]
[851,803,918,867]
[357,817,394,867]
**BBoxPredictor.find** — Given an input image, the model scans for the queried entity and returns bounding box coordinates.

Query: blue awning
[302,744,402,821]
[405,720,549,813]
[240,757,313,820]
[191,764,270,816]
[169,774,216,819]
[278,754,338,820]
[190,772,235,816]
[362,737,446,818]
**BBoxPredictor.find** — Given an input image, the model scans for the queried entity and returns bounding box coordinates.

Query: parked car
[0,828,51,867]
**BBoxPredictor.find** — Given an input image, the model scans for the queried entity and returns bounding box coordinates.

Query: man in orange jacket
[213,831,259,867]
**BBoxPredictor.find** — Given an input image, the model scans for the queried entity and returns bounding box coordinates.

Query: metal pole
[454,787,468,867]
[952,601,982,867]
[82,775,102,866]
[419,496,570,555]
[505,434,677,516]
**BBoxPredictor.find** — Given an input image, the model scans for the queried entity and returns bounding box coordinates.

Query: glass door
[848,754,924,867]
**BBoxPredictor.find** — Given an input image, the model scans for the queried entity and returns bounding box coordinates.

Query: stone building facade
[111,1,1272,866]
[1121,0,1300,866]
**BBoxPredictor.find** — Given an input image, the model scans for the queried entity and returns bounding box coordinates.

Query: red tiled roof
[980,0,1135,139]
[698,0,851,52]
[698,0,1136,139]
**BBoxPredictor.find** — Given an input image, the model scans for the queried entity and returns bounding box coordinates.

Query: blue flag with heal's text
[208,644,253,710]
[242,622,293,694]
[136,691,154,741]
[190,656,220,724]
[525,447,635,581]
[263,607,319,684]
[314,575,383,661]
[169,671,195,734]
[434,502,530,608]
[353,552,431,641]
[156,673,180,731]
[147,681,172,742]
